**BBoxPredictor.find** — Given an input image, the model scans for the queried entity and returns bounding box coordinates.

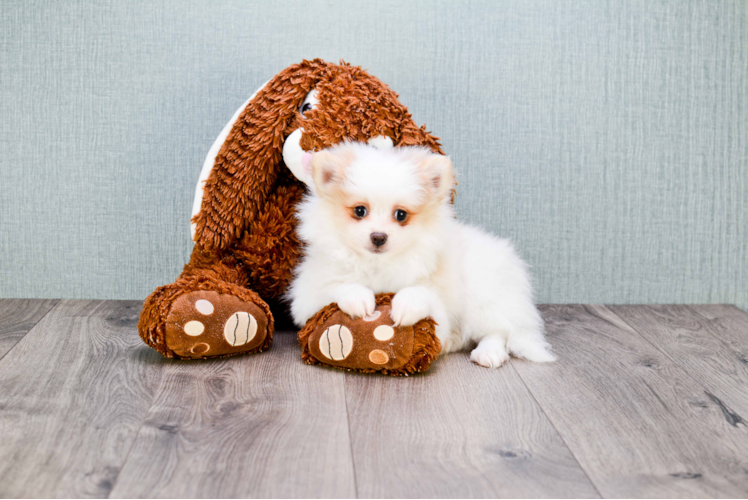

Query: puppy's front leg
[332,283,376,319]
[391,286,452,347]
[391,286,433,326]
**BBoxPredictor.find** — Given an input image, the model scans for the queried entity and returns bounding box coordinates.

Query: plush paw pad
[319,324,354,360]
[223,312,258,346]
[165,291,268,359]
[307,305,419,371]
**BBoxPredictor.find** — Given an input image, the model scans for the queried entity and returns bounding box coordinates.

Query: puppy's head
[309,143,453,256]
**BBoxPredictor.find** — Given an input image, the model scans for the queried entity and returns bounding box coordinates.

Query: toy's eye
[354,206,367,219]
[300,89,318,117]
[394,209,408,222]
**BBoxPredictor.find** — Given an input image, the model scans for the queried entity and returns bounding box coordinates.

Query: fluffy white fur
[287,142,555,368]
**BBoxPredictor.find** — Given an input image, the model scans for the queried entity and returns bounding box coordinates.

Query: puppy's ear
[419,154,454,200]
[311,148,354,193]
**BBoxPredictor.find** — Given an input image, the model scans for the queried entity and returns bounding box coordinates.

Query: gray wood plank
[609,304,748,420]
[513,305,748,498]
[0,298,58,359]
[0,300,164,498]
[345,350,600,498]
[687,305,748,367]
[110,332,356,499]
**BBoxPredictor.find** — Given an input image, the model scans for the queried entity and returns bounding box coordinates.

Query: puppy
[287,142,555,368]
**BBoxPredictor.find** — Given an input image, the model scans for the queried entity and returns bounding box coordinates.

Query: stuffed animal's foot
[298,294,441,375]
[162,290,270,359]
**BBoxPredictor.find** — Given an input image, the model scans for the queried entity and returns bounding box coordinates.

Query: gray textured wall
[1,0,746,310]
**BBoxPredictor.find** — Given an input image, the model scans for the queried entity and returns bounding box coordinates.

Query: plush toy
[138,59,443,374]
[298,293,440,375]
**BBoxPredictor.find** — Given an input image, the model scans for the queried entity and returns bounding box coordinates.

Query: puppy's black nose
[370,232,388,248]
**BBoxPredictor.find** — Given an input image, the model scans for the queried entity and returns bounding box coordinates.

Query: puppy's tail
[507,330,556,363]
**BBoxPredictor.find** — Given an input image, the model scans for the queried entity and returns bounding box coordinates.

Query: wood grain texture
[110,332,356,499]
[3,300,748,498]
[609,304,748,419]
[0,298,58,359]
[514,305,748,498]
[687,305,748,367]
[345,350,600,498]
[0,300,163,498]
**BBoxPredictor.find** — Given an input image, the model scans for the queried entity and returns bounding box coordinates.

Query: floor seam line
[106,410,150,499]
[509,356,604,499]
[0,299,61,364]
[106,372,169,499]
[343,373,360,499]
[106,305,169,498]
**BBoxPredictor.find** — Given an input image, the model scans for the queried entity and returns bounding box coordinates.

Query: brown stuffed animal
[138,59,442,373]
[298,293,440,375]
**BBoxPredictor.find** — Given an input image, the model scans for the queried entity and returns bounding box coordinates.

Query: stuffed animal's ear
[311,148,355,193]
[190,84,265,244]
[191,60,329,250]
[418,154,454,200]
[397,112,443,154]
[190,86,284,251]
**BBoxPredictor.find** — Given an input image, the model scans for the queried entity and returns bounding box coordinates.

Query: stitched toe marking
[319,325,353,360]
[190,342,210,354]
[195,299,214,315]
[223,312,258,346]
[373,324,395,341]
[184,320,205,336]
[363,310,381,322]
[369,349,389,365]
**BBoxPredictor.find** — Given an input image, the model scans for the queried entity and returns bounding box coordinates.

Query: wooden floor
[1,301,747,498]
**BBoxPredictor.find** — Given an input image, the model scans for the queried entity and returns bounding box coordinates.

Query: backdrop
[1,0,746,310]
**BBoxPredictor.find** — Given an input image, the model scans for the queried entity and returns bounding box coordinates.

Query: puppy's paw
[470,344,510,369]
[391,287,431,327]
[335,284,376,319]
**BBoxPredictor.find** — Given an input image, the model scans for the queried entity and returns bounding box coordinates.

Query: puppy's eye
[300,102,313,116]
[354,206,368,219]
[394,209,408,222]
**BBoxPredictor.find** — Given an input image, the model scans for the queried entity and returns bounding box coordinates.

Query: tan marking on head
[417,154,454,201]
[311,147,357,193]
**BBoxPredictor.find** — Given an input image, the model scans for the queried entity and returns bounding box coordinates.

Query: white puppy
[287,142,555,368]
